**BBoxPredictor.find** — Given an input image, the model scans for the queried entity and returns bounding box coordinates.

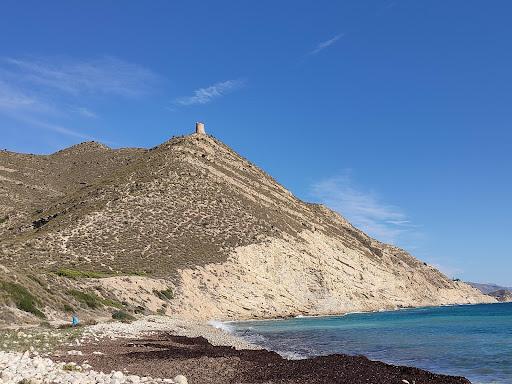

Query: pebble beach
[0,315,474,384]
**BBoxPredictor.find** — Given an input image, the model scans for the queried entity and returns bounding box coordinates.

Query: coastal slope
[0,132,493,322]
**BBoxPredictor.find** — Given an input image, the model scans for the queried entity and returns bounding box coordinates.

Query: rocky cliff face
[0,133,494,323]
[488,290,512,302]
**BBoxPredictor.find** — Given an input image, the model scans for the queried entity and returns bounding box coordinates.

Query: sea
[226,303,512,384]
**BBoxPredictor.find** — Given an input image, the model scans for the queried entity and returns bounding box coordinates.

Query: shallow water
[230,303,512,384]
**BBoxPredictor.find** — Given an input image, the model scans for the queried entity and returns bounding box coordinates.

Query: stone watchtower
[195,122,205,134]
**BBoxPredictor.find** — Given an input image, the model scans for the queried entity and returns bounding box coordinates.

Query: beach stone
[126,375,140,383]
[173,375,187,384]
[0,351,178,384]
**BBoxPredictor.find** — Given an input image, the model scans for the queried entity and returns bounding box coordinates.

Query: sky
[1,1,511,286]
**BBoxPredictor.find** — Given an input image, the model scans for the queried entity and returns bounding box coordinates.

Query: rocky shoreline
[0,350,188,384]
[0,316,472,384]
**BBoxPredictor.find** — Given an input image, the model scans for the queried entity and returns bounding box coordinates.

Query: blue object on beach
[71,314,79,326]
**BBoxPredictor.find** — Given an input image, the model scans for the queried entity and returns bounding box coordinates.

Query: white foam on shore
[207,320,235,333]
[277,350,307,360]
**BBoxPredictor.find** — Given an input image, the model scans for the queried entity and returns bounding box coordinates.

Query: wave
[276,350,307,360]
[207,320,235,333]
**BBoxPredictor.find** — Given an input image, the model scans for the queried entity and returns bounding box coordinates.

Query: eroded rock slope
[0,133,494,322]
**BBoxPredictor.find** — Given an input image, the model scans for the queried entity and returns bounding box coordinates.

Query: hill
[0,127,494,324]
[467,282,512,294]
[487,290,512,302]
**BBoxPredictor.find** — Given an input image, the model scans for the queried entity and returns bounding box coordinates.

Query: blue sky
[1,1,511,285]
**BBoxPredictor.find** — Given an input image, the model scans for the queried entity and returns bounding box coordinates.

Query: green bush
[112,310,135,322]
[63,303,75,312]
[56,269,109,279]
[68,289,123,309]
[153,287,174,300]
[129,271,147,276]
[68,290,103,309]
[0,281,45,318]
[56,268,151,279]
[102,298,123,308]
[0,215,8,224]
[63,363,81,371]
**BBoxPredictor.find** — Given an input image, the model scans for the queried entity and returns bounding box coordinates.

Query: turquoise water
[230,303,512,384]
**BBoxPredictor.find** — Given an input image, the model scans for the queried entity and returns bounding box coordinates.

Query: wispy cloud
[4,56,159,98]
[0,80,51,112]
[311,172,416,245]
[12,115,94,140]
[310,34,344,55]
[173,79,245,106]
[0,56,159,140]
[0,82,92,139]
[72,106,98,119]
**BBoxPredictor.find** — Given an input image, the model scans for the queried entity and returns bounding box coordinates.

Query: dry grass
[0,281,45,318]
[0,135,317,280]
[0,327,83,353]
[0,134,471,323]
[56,269,111,279]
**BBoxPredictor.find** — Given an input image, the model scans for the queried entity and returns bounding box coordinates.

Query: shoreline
[0,314,477,383]
[222,301,503,325]
[61,319,471,384]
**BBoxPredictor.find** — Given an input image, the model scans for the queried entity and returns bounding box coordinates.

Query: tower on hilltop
[195,122,205,134]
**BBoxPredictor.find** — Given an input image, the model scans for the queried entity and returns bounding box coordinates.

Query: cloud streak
[0,83,92,139]
[310,34,344,55]
[12,115,94,140]
[173,79,245,106]
[0,56,160,140]
[73,107,98,119]
[0,80,51,112]
[311,173,415,244]
[4,56,159,98]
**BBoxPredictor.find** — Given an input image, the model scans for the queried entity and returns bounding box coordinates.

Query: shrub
[63,363,81,371]
[56,268,149,279]
[112,310,135,322]
[68,290,123,309]
[56,269,109,279]
[102,298,123,309]
[134,305,145,314]
[63,304,75,312]
[153,287,174,301]
[68,290,103,309]
[0,281,45,318]
[0,215,8,224]
[130,271,147,276]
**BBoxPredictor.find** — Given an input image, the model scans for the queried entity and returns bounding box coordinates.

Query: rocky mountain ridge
[0,130,494,324]
[467,281,512,294]
[487,289,512,302]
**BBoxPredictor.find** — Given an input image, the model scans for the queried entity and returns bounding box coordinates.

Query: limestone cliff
[0,132,494,322]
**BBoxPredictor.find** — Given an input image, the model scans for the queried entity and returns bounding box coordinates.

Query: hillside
[0,128,494,324]
[467,282,512,294]
[488,290,512,302]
